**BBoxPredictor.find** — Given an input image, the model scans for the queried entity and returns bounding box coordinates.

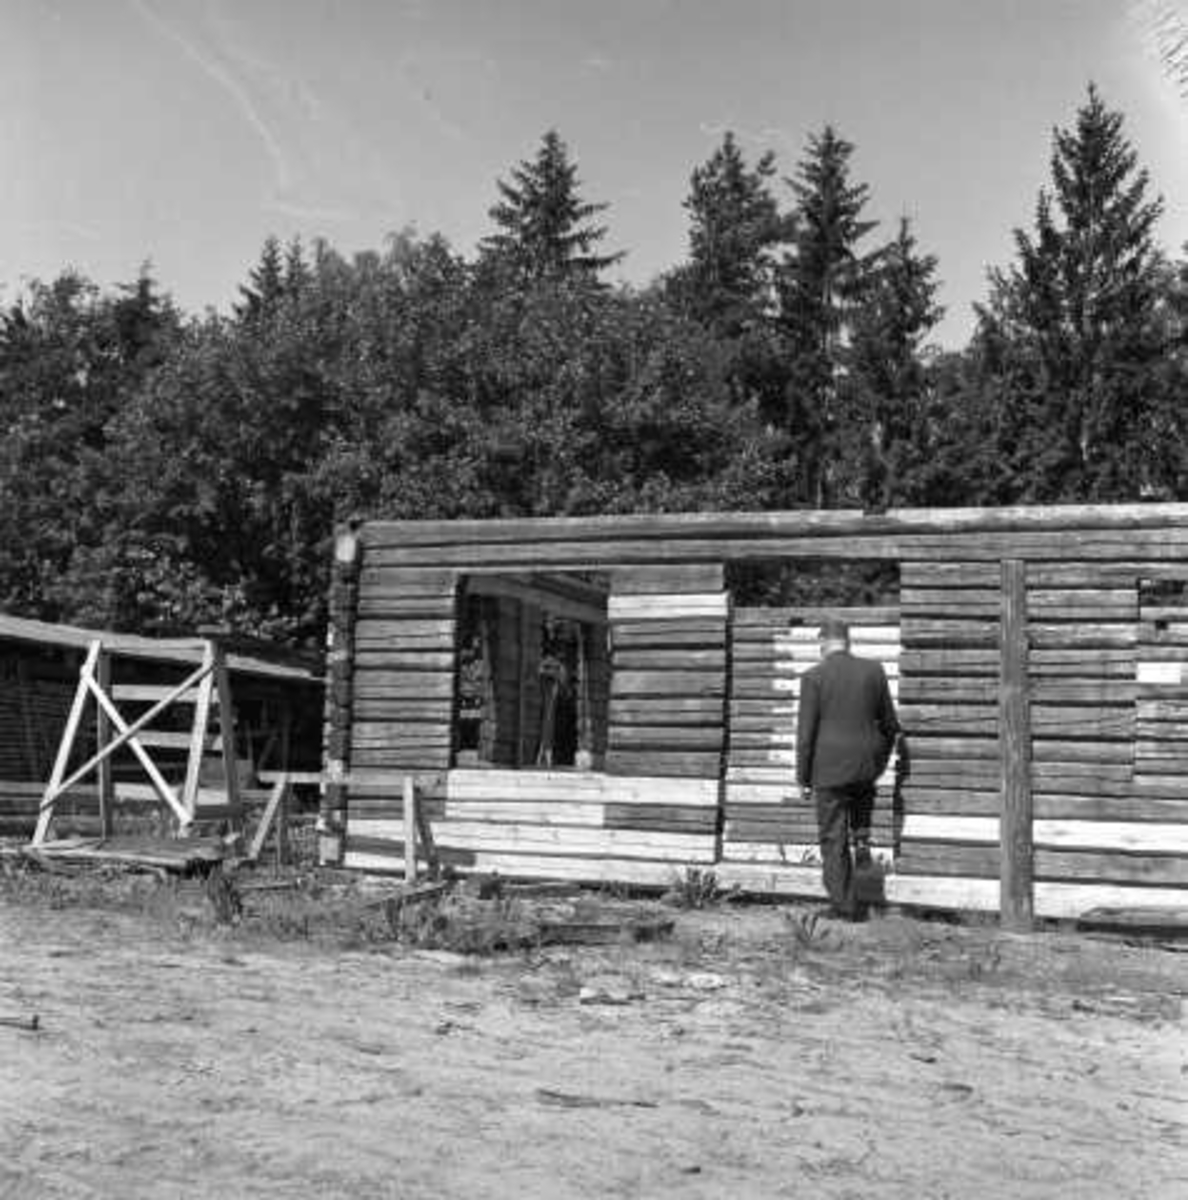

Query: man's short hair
[817,615,850,642]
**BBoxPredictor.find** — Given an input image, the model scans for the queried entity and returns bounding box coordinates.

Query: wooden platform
[17,835,226,873]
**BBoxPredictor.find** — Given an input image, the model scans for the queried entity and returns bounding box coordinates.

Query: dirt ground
[1,867,1185,1200]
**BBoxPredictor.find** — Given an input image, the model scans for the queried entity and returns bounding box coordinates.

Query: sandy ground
[1,882,1185,1200]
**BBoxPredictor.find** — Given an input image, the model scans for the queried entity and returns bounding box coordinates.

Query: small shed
[0,614,324,838]
[321,504,1188,924]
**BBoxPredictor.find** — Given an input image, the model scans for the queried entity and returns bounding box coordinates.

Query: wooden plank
[34,643,99,844]
[95,651,113,839]
[110,684,204,704]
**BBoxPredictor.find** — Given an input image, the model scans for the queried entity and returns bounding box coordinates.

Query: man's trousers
[814,780,876,918]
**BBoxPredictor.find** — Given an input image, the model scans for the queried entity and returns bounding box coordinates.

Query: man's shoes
[821,903,866,923]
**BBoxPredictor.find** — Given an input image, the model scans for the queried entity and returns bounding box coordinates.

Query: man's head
[817,615,850,656]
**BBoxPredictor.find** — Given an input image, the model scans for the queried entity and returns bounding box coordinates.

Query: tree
[668,132,786,335]
[776,126,880,506]
[481,130,623,283]
[0,268,180,620]
[974,85,1170,501]
[845,217,944,508]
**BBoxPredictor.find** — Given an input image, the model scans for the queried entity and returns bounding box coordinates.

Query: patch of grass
[664,867,726,910]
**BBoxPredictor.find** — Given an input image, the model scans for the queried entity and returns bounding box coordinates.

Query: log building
[322,505,1188,923]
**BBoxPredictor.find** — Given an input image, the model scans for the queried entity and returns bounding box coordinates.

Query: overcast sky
[3,0,1186,347]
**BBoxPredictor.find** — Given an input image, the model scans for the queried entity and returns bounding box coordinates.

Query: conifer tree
[481,130,623,282]
[776,126,880,506]
[975,85,1169,500]
[846,217,944,509]
[669,132,786,334]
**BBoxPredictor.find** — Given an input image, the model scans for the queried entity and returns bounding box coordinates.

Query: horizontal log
[604,750,722,778]
[609,564,725,594]
[361,505,1188,550]
[1035,849,1188,886]
[899,649,1000,674]
[361,525,1188,570]
[1029,625,1139,649]
[603,803,719,833]
[733,606,901,628]
[896,843,999,877]
[610,698,726,723]
[905,757,1001,784]
[902,815,1188,854]
[353,698,455,722]
[900,786,1001,816]
[438,800,604,826]
[442,769,722,807]
[345,650,456,671]
[609,593,728,621]
[350,747,452,770]
[356,565,460,590]
[607,725,725,751]
[1028,588,1138,609]
[352,672,456,700]
[611,670,726,698]
[354,597,458,620]
[352,817,717,862]
[611,630,728,653]
[612,648,726,671]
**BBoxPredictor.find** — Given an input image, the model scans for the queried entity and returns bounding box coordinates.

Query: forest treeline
[2,87,1186,647]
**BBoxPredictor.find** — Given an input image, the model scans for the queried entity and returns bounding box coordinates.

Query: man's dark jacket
[796,650,900,788]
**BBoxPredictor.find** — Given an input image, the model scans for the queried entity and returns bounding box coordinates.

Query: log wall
[339,507,1188,919]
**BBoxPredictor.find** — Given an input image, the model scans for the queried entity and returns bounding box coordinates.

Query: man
[796,616,900,920]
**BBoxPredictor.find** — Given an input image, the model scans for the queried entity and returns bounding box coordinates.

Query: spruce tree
[975,85,1168,500]
[481,130,623,282]
[669,132,786,334]
[847,217,944,509]
[776,126,880,506]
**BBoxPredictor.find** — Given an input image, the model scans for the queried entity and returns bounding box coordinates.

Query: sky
[2,0,1187,348]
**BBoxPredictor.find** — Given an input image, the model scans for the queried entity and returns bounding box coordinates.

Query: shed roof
[0,613,320,683]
